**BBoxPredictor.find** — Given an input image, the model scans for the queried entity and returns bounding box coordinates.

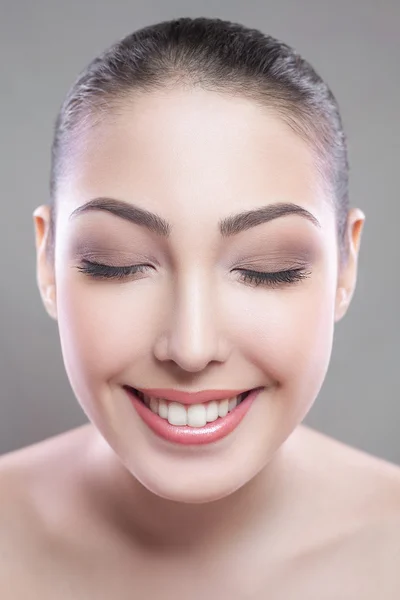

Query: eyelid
[232,257,312,272]
[76,249,161,266]
[227,243,316,265]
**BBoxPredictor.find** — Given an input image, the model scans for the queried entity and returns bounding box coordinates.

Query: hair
[48,16,350,267]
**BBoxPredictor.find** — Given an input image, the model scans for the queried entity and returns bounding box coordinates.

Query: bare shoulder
[299,424,400,524]
[278,427,400,600]
[292,426,400,594]
[0,423,92,524]
[0,425,92,593]
[0,423,91,499]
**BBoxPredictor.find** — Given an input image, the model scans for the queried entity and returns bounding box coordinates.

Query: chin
[119,441,265,504]
[134,469,250,504]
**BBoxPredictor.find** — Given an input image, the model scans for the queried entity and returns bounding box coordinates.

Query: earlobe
[43,283,58,321]
[334,287,348,322]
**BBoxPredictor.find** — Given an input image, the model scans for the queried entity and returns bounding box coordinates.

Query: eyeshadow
[69,213,321,268]
[228,233,318,265]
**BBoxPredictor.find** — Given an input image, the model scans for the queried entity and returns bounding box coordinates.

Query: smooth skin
[1,88,400,599]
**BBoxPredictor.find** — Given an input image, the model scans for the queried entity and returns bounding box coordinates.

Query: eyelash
[236,268,310,288]
[75,260,311,288]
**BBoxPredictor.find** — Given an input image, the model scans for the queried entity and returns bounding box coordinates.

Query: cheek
[282,287,335,406]
[56,276,162,393]
[226,280,335,402]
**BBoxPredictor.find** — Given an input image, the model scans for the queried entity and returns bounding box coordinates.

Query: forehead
[58,88,329,229]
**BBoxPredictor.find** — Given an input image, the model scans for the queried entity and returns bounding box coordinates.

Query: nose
[153,272,231,372]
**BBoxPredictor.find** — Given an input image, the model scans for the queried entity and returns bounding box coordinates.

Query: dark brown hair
[48,16,350,265]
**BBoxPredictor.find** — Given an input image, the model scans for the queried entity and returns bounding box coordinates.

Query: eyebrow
[69,196,321,237]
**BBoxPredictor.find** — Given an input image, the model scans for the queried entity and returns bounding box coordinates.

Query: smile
[134,388,250,427]
[124,386,264,445]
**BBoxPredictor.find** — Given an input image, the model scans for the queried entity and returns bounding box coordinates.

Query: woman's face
[35,88,360,503]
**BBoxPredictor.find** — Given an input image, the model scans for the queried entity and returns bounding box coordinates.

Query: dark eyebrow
[69,197,171,236]
[219,202,321,235]
[69,197,321,237]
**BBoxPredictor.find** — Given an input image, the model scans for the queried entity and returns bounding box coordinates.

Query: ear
[33,205,58,321]
[334,207,366,322]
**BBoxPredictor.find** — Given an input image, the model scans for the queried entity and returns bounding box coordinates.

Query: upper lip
[128,386,258,405]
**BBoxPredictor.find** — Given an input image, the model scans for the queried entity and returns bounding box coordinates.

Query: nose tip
[152,274,232,372]
[154,329,231,373]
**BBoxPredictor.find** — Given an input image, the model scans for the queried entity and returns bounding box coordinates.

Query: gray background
[1,0,399,463]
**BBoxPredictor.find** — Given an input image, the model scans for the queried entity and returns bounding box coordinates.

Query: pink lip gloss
[125,387,264,445]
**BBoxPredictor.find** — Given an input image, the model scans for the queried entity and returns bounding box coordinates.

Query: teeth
[169,402,188,426]
[207,401,219,423]
[137,392,246,427]
[150,397,158,414]
[158,399,168,419]
[228,396,238,411]
[218,398,229,418]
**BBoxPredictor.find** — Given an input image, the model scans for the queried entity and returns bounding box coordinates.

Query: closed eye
[234,267,311,288]
[75,259,311,288]
[75,260,153,280]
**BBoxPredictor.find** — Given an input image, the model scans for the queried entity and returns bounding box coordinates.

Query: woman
[1,16,399,598]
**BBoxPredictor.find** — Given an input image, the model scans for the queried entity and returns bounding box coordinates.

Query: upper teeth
[138,393,244,427]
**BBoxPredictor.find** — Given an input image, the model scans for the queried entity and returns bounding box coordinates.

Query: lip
[125,386,264,445]
[130,387,252,405]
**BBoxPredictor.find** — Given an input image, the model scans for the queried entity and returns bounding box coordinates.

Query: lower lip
[125,387,263,445]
